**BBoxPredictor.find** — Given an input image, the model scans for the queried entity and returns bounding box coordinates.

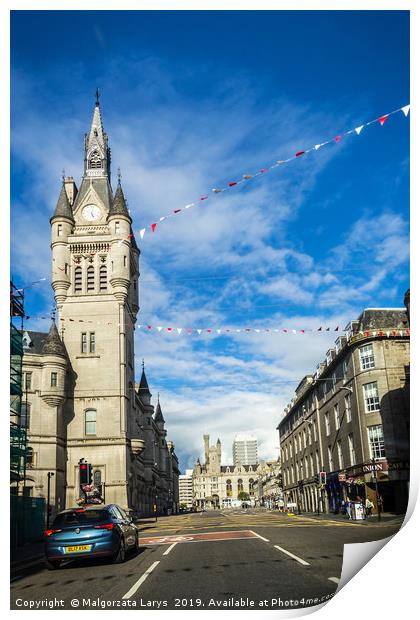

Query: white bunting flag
[255,329,260,333]
[159,217,166,222]
[197,329,202,334]
[355,125,364,135]
[177,328,182,335]
[386,331,390,337]
[140,228,146,239]
[292,329,297,334]
[184,203,194,209]
[157,326,163,332]
[401,105,410,117]
[216,329,221,334]
[314,144,321,150]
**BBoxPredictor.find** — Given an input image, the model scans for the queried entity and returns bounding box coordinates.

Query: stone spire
[138,361,152,403]
[41,319,67,358]
[83,90,111,179]
[154,395,165,424]
[51,182,74,222]
[108,178,132,221]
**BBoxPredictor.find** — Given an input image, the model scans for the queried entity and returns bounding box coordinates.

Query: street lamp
[46,472,55,529]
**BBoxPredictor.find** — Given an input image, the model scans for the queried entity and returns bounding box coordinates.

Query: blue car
[44,504,139,570]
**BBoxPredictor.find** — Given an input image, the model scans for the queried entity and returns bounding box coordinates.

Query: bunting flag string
[22,314,411,339]
[10,278,47,296]
[136,104,410,239]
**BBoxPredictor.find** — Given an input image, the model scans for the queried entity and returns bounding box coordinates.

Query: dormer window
[88,150,102,169]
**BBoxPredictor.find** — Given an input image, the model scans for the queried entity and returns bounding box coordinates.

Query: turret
[40,320,68,407]
[154,395,165,429]
[138,363,152,407]
[108,179,132,302]
[204,434,210,465]
[51,181,75,307]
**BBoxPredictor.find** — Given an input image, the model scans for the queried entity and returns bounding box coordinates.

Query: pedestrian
[345,498,352,519]
[365,497,374,517]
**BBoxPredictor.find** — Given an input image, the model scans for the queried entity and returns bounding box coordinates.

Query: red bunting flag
[200,196,208,201]
[228,182,237,187]
[173,209,182,214]
[295,151,305,157]
[406,329,410,335]
[379,331,383,336]
[379,115,388,126]
[365,331,370,337]
[260,169,268,173]
[151,223,157,233]
[335,136,341,142]
[167,328,172,331]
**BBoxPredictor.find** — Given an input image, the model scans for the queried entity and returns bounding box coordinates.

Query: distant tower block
[232,433,258,466]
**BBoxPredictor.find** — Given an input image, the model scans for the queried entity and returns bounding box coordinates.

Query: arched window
[88,150,102,169]
[87,266,95,292]
[85,409,96,435]
[249,478,254,496]
[237,479,243,494]
[74,266,82,293]
[99,265,107,291]
[226,479,232,497]
[93,470,102,487]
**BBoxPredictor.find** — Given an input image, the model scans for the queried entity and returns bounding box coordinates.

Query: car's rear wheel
[113,538,126,564]
[45,559,61,570]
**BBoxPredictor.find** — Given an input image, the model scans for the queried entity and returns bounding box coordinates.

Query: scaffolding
[10,281,26,488]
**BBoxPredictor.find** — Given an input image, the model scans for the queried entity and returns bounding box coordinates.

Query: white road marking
[273,545,310,566]
[249,530,270,542]
[122,561,160,599]
[163,542,178,556]
[328,577,340,584]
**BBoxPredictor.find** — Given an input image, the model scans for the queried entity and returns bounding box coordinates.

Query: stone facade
[277,308,410,515]
[192,435,258,508]
[252,460,283,508]
[18,97,179,518]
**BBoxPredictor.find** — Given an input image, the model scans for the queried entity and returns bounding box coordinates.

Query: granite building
[17,95,179,517]
[277,307,410,515]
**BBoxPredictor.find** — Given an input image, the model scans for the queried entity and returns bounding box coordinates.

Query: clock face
[82,204,102,221]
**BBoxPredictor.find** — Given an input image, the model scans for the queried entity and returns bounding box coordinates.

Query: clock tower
[50,93,142,509]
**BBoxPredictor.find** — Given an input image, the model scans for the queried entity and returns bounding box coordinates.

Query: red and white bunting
[136,104,410,239]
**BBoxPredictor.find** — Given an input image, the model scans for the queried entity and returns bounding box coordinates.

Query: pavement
[10,509,404,610]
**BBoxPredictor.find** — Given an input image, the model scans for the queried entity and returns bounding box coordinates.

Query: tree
[238,491,250,501]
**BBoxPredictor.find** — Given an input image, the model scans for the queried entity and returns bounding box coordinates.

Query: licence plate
[65,545,92,553]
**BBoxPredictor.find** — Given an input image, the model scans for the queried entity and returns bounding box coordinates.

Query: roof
[72,177,114,213]
[138,368,152,397]
[51,183,74,221]
[356,308,408,331]
[23,330,48,355]
[154,399,165,424]
[220,464,258,473]
[108,182,132,221]
[41,320,67,357]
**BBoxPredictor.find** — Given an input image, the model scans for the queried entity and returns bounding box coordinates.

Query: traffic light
[319,471,327,485]
[79,460,92,485]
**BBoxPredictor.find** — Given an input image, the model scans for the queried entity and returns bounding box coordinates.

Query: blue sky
[10,10,410,470]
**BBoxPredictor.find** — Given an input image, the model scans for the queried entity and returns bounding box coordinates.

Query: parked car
[44,504,139,570]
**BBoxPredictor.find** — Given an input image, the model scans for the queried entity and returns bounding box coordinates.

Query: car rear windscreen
[53,510,109,527]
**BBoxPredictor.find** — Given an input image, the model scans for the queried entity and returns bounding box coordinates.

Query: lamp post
[371,458,382,522]
[46,472,55,529]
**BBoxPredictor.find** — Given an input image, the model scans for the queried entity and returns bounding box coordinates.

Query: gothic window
[57,224,62,236]
[87,266,95,292]
[89,333,95,353]
[85,409,97,435]
[99,265,107,291]
[237,479,243,494]
[24,372,32,391]
[81,333,87,353]
[249,478,254,496]
[51,372,57,387]
[88,150,102,169]
[74,266,82,293]
[226,479,232,497]
[93,470,102,487]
